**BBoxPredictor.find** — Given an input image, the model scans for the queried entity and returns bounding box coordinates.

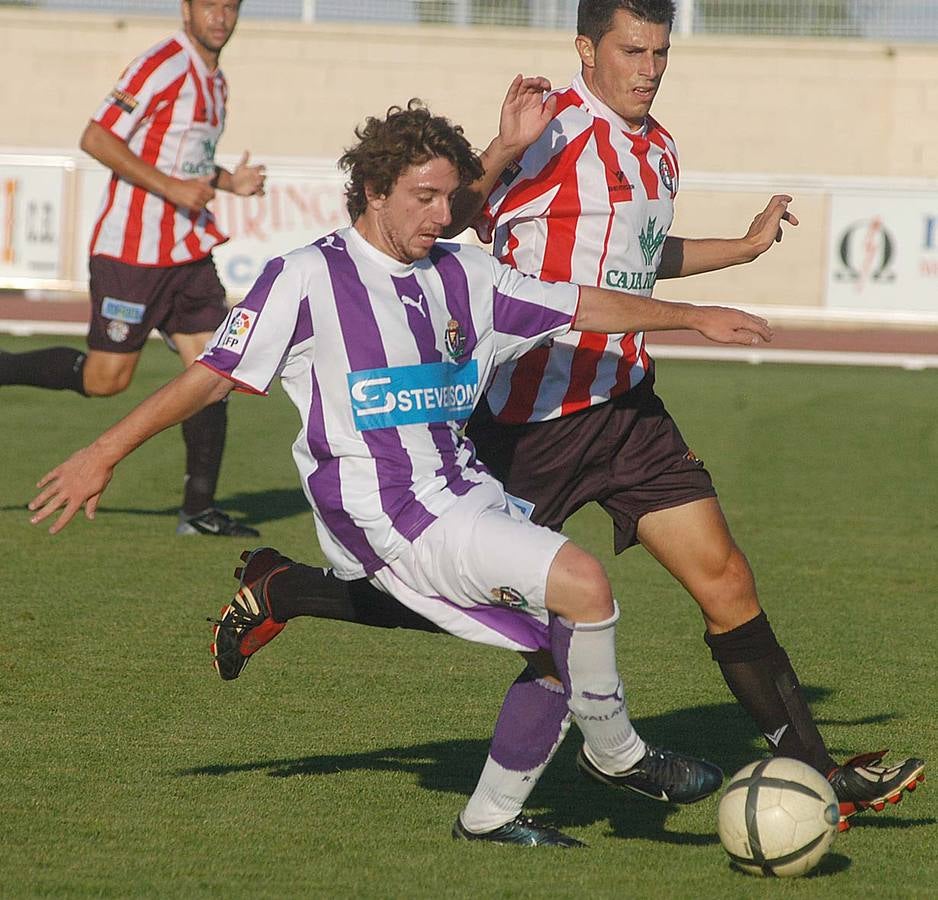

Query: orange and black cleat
[827,750,925,832]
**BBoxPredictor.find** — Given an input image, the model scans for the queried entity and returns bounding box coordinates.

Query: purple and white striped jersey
[198,226,580,579]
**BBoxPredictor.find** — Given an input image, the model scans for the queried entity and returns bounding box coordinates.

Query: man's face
[183,0,240,58]
[576,9,671,129]
[364,157,459,264]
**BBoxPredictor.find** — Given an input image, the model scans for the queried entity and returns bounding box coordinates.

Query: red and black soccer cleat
[209,547,292,681]
[827,750,925,832]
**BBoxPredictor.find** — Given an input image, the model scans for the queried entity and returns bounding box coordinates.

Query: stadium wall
[2,8,938,313]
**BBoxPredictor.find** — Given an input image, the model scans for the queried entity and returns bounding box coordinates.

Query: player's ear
[575,34,597,69]
[364,182,386,209]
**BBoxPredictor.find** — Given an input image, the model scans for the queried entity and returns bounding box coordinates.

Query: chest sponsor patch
[347,360,479,431]
[219,308,257,353]
[102,297,145,324]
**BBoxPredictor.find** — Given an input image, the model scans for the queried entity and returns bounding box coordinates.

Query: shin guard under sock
[267,566,444,633]
[182,398,227,514]
[549,605,645,772]
[705,611,836,773]
[0,346,87,394]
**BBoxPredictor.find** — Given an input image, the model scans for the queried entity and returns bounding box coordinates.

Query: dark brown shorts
[87,255,227,353]
[466,365,717,553]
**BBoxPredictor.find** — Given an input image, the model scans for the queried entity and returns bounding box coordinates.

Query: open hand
[497,74,556,158]
[232,150,266,197]
[696,306,773,345]
[28,447,114,535]
[743,194,799,258]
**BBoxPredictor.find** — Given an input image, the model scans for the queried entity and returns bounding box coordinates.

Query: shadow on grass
[178,693,930,843]
[0,487,310,526]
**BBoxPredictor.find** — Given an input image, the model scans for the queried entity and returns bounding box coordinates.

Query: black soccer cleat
[828,750,925,832]
[177,507,260,538]
[209,547,293,680]
[577,744,723,804]
[452,814,585,848]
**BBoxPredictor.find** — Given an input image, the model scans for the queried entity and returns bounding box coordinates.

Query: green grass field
[1,334,935,898]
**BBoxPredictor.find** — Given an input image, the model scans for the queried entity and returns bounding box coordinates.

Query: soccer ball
[717,757,840,878]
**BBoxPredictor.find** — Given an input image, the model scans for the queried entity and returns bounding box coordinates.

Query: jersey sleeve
[91,40,186,142]
[488,255,579,367]
[474,109,590,244]
[198,255,311,395]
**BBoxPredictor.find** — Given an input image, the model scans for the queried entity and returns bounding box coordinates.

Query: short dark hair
[577,0,675,45]
[339,100,484,223]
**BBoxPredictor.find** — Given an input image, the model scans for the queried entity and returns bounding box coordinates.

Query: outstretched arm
[29,364,234,534]
[573,286,773,346]
[444,74,556,238]
[658,194,799,279]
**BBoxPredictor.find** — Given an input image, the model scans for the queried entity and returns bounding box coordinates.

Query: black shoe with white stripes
[828,751,925,831]
[176,507,260,538]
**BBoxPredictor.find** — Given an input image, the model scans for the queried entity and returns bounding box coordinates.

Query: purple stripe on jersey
[200,345,241,374]
[305,362,386,575]
[321,234,436,548]
[240,256,284,312]
[434,592,550,650]
[429,245,479,354]
[392,269,475,498]
[493,289,572,339]
[489,672,570,772]
[291,296,313,347]
[391,273,437,361]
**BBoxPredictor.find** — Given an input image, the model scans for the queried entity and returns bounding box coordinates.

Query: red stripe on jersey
[208,76,220,127]
[157,191,177,261]
[614,331,638,389]
[89,175,119,254]
[541,147,583,282]
[184,211,203,258]
[593,117,633,205]
[189,62,208,122]
[560,331,607,416]
[498,123,592,222]
[499,344,552,424]
[122,75,184,261]
[627,133,659,200]
[96,40,182,132]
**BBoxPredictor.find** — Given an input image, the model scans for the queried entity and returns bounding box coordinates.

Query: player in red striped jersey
[0,0,263,537]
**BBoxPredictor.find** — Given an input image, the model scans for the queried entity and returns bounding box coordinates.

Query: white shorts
[370,481,568,652]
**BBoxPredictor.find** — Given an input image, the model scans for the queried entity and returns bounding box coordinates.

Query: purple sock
[459,667,571,833]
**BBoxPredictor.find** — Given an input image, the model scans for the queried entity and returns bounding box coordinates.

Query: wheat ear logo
[638,217,666,266]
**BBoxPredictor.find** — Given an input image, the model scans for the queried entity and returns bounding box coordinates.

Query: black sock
[705,611,836,774]
[268,565,443,633]
[181,399,227,515]
[0,346,87,394]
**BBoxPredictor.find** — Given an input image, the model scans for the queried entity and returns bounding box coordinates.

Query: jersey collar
[571,72,648,137]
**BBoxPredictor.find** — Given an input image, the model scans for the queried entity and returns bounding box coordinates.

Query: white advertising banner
[74,159,349,298]
[0,158,70,285]
[826,193,938,313]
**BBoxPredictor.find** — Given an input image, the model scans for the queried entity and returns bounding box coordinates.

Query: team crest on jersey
[445,318,466,360]
[659,155,676,194]
[109,88,138,114]
[638,217,667,266]
[220,308,257,352]
[490,586,528,610]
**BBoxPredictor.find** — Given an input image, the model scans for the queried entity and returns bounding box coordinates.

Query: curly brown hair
[339,100,484,222]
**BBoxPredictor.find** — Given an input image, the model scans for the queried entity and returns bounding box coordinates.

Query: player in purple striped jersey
[30,101,778,846]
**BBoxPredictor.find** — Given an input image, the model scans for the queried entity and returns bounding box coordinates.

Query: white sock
[550,604,646,773]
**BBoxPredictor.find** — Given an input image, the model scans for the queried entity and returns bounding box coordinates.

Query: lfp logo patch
[348,360,479,431]
[220,308,256,352]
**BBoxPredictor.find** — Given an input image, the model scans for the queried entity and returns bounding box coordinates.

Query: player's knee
[547,544,614,623]
[82,368,132,397]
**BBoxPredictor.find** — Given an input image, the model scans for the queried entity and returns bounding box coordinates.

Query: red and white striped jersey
[89,31,229,267]
[477,72,680,424]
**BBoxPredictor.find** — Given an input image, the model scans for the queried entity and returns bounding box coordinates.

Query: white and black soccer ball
[717,757,840,878]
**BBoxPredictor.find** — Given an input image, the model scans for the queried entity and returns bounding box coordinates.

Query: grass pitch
[1,334,935,898]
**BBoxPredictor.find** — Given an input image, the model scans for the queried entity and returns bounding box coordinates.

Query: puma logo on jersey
[400,293,427,318]
[320,235,344,252]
